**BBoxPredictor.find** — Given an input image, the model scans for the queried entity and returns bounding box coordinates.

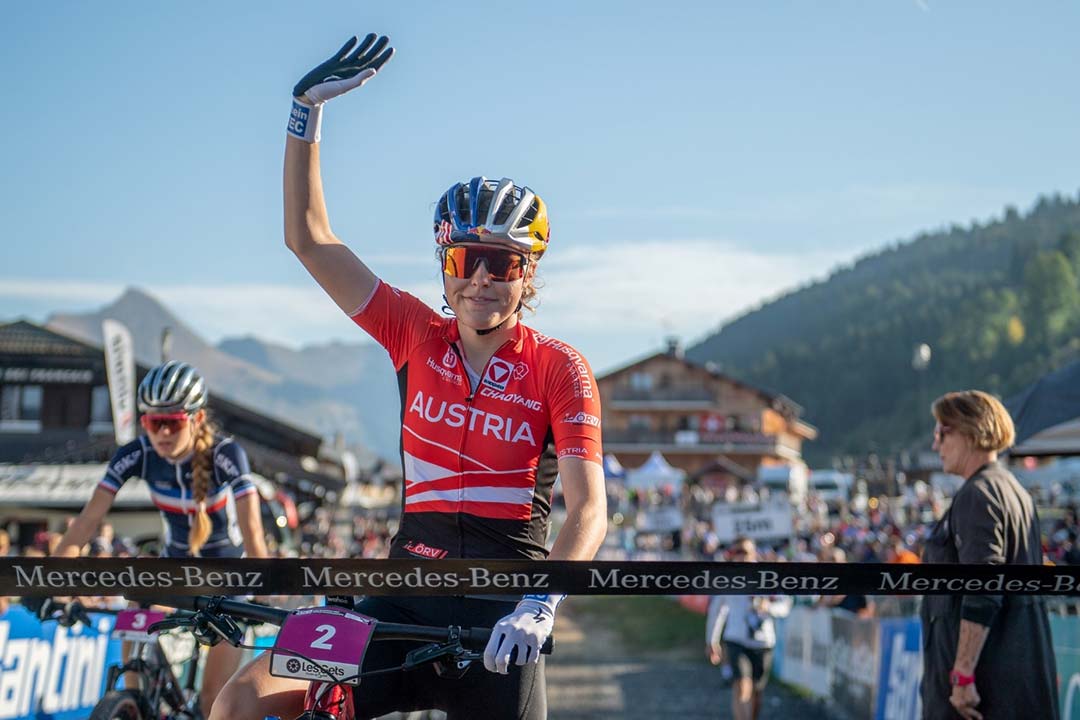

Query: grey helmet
[137,361,208,414]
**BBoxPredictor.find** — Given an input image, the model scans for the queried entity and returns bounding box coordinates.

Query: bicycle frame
[159,596,552,720]
[105,626,202,719]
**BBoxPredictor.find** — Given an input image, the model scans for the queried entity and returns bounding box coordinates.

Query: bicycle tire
[88,690,149,720]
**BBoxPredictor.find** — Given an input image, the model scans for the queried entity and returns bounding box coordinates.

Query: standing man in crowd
[921,390,1058,720]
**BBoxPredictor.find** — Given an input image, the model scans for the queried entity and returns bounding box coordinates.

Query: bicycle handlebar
[161,595,553,654]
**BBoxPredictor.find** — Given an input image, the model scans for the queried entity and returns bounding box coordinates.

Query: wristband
[287,98,323,143]
[949,670,975,687]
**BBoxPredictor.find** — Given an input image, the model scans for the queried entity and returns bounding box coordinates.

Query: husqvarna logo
[482,358,516,391]
[442,348,458,369]
[512,363,529,380]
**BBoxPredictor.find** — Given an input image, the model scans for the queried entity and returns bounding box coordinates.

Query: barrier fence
[684,599,1080,720]
[5,558,1080,719]
[6,558,1080,596]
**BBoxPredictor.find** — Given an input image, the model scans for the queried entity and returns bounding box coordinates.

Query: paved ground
[377,601,835,719]
[546,605,834,720]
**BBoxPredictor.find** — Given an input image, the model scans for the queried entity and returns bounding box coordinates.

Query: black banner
[4,558,1080,597]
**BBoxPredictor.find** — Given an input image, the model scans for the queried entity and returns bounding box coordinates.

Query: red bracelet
[949,670,975,687]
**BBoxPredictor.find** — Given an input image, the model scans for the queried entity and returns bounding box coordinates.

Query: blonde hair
[519,256,542,316]
[188,416,217,555]
[932,390,1016,452]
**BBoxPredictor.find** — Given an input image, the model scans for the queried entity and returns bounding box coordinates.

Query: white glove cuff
[287,98,323,143]
[520,593,565,617]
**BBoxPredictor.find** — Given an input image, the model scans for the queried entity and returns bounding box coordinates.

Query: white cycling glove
[483,594,564,674]
[287,34,394,143]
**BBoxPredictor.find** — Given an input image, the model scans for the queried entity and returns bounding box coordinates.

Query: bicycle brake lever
[193,613,245,648]
[148,617,192,634]
[59,601,92,629]
[402,642,465,670]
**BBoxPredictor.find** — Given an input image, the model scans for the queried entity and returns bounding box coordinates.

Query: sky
[3,1,1080,375]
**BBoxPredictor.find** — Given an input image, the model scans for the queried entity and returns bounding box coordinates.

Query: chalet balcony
[601,429,799,460]
[605,388,716,409]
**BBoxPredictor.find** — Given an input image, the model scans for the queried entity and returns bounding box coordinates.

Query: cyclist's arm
[284,136,378,314]
[235,492,269,559]
[547,457,607,561]
[53,487,115,557]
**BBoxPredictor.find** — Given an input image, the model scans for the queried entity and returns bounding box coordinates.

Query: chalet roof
[597,348,805,418]
[0,463,152,508]
[0,320,102,359]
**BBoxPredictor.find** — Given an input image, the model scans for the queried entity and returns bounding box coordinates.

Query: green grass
[568,596,706,656]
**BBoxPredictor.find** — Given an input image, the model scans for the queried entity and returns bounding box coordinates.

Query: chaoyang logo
[479,386,543,412]
[442,347,458,369]
[408,390,536,446]
[0,614,111,717]
[482,358,516,391]
[562,411,601,428]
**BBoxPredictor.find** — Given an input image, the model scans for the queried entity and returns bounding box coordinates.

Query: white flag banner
[102,319,136,445]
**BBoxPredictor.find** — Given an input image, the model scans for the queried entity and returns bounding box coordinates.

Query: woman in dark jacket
[921,390,1058,720]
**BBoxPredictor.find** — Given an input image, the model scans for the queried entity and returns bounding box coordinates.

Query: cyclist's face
[442,246,533,333]
[143,409,203,460]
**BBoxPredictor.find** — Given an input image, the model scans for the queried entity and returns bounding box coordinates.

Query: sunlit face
[140,409,204,460]
[932,422,967,475]
[441,244,533,332]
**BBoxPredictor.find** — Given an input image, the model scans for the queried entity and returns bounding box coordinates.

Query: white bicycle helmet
[137,361,207,414]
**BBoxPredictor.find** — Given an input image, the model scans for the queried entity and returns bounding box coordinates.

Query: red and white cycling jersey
[351,281,603,560]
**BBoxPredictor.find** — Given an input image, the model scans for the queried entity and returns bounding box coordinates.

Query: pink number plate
[112,609,166,640]
[269,607,377,685]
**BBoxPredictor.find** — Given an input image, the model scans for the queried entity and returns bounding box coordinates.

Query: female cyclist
[55,360,269,716]
[210,33,608,720]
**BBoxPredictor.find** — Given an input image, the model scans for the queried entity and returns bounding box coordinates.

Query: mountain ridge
[45,288,401,459]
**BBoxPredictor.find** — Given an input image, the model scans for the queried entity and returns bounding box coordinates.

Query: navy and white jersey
[100,435,258,556]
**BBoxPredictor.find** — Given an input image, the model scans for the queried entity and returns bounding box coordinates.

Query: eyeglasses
[140,413,191,434]
[933,424,952,443]
[440,245,527,282]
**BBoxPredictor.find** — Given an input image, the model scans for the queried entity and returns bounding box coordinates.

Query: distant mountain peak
[42,288,401,459]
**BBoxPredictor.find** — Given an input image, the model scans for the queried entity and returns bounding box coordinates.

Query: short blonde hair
[932,390,1015,452]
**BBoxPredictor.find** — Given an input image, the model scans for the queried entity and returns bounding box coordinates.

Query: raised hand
[294,34,394,104]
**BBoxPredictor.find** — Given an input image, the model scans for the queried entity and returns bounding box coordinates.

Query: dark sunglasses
[440,245,527,282]
[933,424,952,443]
[140,413,191,434]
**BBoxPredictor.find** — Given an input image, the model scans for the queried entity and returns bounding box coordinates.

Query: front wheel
[89,690,149,720]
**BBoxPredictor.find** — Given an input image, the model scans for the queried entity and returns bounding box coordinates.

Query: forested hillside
[687,194,1080,464]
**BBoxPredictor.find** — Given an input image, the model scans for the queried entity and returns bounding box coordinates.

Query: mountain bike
[151,595,554,720]
[36,599,206,720]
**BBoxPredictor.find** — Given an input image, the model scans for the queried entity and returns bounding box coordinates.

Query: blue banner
[1050,615,1080,720]
[0,605,122,720]
[875,618,922,720]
